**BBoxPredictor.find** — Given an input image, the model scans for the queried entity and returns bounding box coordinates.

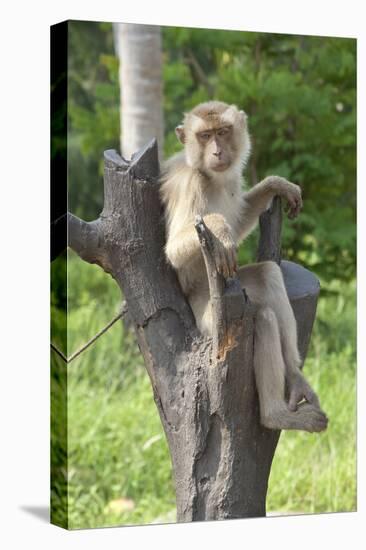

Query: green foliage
[267,280,356,514]
[161,29,356,283]
[58,256,355,527]
[68,21,120,220]
[65,252,176,528]
[67,23,355,282]
[51,354,68,528]
[60,23,357,528]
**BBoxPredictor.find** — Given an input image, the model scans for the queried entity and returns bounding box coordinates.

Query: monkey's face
[176,102,251,177]
[196,126,234,173]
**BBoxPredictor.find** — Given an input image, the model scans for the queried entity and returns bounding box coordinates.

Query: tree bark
[115,23,164,161]
[68,140,320,522]
[257,196,283,264]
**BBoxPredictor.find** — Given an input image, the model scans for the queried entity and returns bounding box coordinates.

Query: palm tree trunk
[115,23,164,161]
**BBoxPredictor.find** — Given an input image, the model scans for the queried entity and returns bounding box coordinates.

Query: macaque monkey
[160,101,328,433]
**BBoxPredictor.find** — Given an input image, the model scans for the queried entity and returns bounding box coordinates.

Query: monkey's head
[175,101,251,177]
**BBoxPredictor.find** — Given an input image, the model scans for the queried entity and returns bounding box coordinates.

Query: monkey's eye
[198,132,212,141]
[217,127,230,136]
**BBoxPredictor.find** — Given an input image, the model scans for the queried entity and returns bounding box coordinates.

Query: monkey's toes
[297,402,328,432]
[309,413,328,433]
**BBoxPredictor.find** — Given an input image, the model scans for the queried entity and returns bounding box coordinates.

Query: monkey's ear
[222,105,239,125]
[175,125,186,144]
[239,110,248,123]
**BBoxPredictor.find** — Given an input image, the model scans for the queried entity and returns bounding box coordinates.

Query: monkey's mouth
[211,161,230,172]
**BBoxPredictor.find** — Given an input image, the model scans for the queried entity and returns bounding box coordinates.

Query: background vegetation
[51,21,356,528]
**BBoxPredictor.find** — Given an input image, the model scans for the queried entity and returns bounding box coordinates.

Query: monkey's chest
[202,189,242,235]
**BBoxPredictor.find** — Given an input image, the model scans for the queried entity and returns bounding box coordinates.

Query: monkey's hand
[271,178,303,219]
[286,370,324,414]
[199,214,238,279]
[210,230,238,279]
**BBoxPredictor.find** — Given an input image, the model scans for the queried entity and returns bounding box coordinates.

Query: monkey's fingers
[285,199,295,214]
[213,241,237,279]
[287,209,297,220]
[287,199,302,219]
[224,252,235,278]
[222,247,232,279]
[214,245,227,278]
[222,256,230,279]
[226,245,238,278]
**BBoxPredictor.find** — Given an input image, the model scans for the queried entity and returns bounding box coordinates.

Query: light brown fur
[160,101,328,433]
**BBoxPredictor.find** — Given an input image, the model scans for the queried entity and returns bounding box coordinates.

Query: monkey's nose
[213,151,222,158]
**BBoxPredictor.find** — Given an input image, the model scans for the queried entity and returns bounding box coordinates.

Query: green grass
[268,279,356,515]
[56,251,356,528]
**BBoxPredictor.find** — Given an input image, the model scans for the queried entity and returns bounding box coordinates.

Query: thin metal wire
[50,342,68,363]
[50,304,128,364]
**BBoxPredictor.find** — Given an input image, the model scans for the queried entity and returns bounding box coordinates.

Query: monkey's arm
[165,213,237,278]
[165,225,201,270]
[238,176,302,242]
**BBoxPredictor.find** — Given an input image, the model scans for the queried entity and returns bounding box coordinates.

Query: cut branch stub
[256,195,320,366]
[193,215,268,520]
[129,137,160,181]
[257,195,282,264]
[67,213,112,273]
[103,148,129,170]
[195,215,247,364]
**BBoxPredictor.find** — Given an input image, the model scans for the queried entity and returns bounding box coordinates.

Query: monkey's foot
[261,402,328,433]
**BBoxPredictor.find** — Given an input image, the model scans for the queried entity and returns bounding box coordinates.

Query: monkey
[159,100,328,434]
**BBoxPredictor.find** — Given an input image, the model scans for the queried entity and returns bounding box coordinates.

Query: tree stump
[68,139,320,521]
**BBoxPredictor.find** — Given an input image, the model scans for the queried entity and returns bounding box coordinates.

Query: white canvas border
[0,1,364,548]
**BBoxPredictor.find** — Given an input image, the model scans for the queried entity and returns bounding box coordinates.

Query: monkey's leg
[238,262,301,371]
[239,263,327,426]
[260,262,302,372]
[258,265,323,410]
[254,306,327,432]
